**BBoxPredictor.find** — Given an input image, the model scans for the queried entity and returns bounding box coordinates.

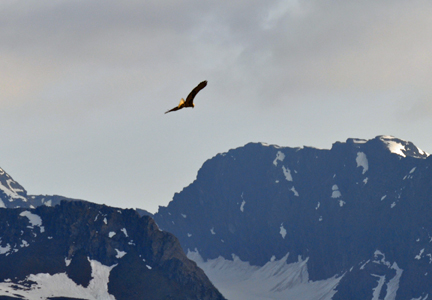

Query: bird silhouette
[165,80,207,114]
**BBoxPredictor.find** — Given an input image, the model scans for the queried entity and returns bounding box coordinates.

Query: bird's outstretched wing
[184,80,207,106]
[165,106,181,114]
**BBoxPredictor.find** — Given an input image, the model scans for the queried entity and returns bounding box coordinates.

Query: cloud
[1,0,432,212]
[2,0,431,123]
[3,1,431,104]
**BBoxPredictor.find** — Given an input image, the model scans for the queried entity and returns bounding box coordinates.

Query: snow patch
[280,223,287,239]
[240,200,246,212]
[380,136,407,157]
[290,186,299,197]
[65,258,72,267]
[0,259,117,300]
[404,167,417,180]
[282,166,293,181]
[187,250,342,300]
[115,249,126,259]
[371,250,403,300]
[371,274,386,300]
[240,192,246,212]
[19,211,45,233]
[360,260,370,270]
[121,228,128,237]
[386,262,403,300]
[415,249,425,260]
[273,151,285,166]
[0,244,11,255]
[331,185,341,199]
[356,152,369,174]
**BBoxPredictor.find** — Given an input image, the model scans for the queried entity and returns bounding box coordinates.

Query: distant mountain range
[152,135,432,300]
[2,135,432,300]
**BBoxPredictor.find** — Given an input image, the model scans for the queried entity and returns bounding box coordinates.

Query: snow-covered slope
[188,250,341,300]
[0,259,116,300]
[154,135,432,300]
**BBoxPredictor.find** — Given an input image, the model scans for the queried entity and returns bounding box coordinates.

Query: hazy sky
[1,0,431,213]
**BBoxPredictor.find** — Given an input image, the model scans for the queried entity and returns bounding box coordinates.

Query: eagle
[165,80,207,114]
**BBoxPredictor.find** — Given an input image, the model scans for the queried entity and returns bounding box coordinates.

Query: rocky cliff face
[0,200,225,300]
[153,136,432,299]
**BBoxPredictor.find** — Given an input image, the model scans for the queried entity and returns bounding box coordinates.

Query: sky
[1,0,431,213]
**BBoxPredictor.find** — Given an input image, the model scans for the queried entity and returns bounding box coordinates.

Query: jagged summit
[0,167,28,208]
[345,135,429,158]
[0,166,82,209]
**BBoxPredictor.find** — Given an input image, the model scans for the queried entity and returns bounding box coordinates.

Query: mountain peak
[155,135,432,299]
[0,201,226,300]
[0,167,28,208]
[374,135,429,158]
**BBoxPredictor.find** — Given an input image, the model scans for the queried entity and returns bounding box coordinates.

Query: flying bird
[165,80,207,114]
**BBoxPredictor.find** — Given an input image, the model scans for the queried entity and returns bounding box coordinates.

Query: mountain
[153,135,432,300]
[0,200,225,300]
[0,166,78,209]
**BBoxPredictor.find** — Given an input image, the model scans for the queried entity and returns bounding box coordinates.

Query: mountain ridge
[1,134,431,299]
[153,135,432,299]
[0,200,225,300]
